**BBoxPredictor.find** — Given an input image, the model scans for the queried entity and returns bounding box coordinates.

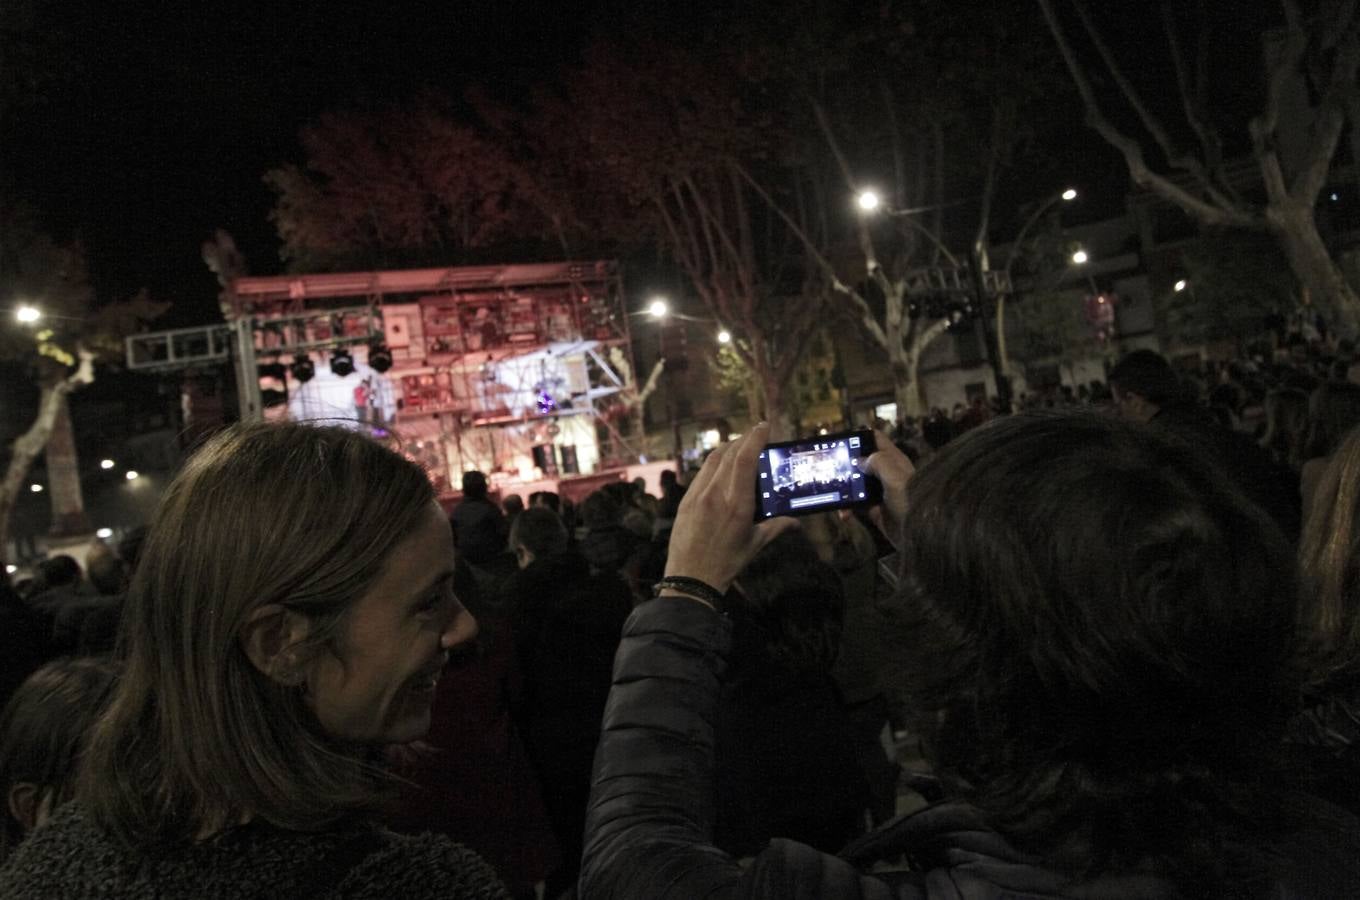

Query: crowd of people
[0,336,1359,896]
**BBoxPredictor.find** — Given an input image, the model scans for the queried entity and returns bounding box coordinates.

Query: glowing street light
[15,305,41,324]
[100,458,115,470]
[1061,188,1078,201]
[1174,279,1188,292]
[717,330,732,344]
[856,190,882,212]
[125,470,140,481]
[647,298,669,319]
[1071,249,1089,265]
[29,483,42,493]
[96,528,113,539]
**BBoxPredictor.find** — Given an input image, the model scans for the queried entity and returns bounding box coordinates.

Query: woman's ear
[240,604,312,685]
[7,783,42,832]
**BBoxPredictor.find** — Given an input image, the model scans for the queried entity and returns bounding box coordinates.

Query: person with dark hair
[504,505,631,896]
[501,493,524,529]
[1107,348,1186,419]
[1111,348,1301,539]
[0,423,504,898]
[450,470,509,569]
[0,658,119,863]
[580,418,1360,898]
[527,490,561,514]
[578,487,647,599]
[508,507,569,570]
[713,531,869,857]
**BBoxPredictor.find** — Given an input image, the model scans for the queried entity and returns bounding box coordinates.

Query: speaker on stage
[558,444,579,475]
[532,444,559,476]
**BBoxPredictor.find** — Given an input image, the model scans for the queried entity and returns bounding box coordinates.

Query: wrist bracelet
[653,575,727,612]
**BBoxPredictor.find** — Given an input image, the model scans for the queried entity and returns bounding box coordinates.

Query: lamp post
[643,297,683,461]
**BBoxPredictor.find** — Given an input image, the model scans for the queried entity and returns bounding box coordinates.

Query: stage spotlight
[290,353,316,383]
[368,342,393,373]
[330,348,355,377]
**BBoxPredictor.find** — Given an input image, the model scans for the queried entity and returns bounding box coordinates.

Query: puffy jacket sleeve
[578,599,902,900]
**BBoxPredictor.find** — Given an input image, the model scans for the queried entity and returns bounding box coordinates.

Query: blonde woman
[0,424,503,899]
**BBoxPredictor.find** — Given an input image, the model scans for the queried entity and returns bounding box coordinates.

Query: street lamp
[856,190,882,212]
[125,470,140,481]
[1061,188,1078,201]
[100,458,115,470]
[647,297,669,319]
[15,305,41,324]
[29,483,42,493]
[1071,249,1089,265]
[716,330,731,345]
[1174,279,1188,292]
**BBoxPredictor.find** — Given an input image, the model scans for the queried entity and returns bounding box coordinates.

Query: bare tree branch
[1293,3,1360,205]
[1163,3,1228,187]
[1037,0,1257,228]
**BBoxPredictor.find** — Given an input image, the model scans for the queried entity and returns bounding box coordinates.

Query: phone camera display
[756,430,877,519]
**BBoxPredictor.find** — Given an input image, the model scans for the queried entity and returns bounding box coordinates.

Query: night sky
[7,1,1275,330]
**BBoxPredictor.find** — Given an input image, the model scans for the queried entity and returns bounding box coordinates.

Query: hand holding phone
[753,429,883,521]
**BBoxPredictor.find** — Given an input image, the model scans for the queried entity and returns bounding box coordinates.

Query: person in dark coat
[580,418,1360,898]
[714,531,869,858]
[503,507,631,897]
[1110,348,1302,540]
[449,471,508,566]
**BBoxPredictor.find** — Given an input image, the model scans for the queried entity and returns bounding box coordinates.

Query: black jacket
[581,600,1360,899]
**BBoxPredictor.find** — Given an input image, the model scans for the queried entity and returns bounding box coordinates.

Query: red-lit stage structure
[128,261,661,499]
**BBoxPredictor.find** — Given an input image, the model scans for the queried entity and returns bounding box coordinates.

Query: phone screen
[754,429,882,520]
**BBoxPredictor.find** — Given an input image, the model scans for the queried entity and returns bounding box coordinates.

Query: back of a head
[1108,349,1183,406]
[34,556,81,593]
[729,531,845,678]
[581,489,623,531]
[891,412,1297,887]
[86,544,126,597]
[1298,422,1360,681]
[1307,380,1360,459]
[529,490,561,514]
[82,423,435,847]
[510,507,569,562]
[0,657,119,862]
[461,470,488,500]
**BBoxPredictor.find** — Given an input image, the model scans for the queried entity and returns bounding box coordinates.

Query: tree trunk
[893,360,923,419]
[0,353,94,563]
[1268,203,1360,336]
[761,372,794,440]
[45,391,89,538]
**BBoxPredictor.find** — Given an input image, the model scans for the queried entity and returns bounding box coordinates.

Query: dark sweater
[0,802,509,899]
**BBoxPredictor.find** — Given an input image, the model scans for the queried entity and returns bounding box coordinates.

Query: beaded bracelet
[653,575,726,612]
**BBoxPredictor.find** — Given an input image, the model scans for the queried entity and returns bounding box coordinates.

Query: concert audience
[580,417,1360,897]
[0,423,507,898]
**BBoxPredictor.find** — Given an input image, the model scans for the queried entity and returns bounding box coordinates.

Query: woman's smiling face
[306,501,477,745]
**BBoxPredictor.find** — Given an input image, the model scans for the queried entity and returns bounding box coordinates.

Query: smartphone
[754,429,883,520]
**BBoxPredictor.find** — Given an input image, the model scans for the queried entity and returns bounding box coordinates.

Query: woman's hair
[1306,380,1360,460]
[0,658,119,861]
[1298,422,1360,684]
[80,423,435,848]
[1260,388,1309,470]
[888,412,1299,890]
[730,531,845,678]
